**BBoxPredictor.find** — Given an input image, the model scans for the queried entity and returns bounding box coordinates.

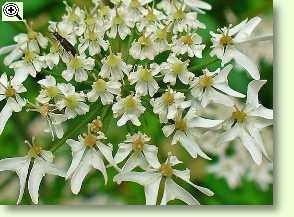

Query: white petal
[189,116,223,128]
[113,171,161,185]
[144,176,161,205]
[240,129,262,165]
[114,143,132,163]
[246,80,267,107]
[0,103,13,134]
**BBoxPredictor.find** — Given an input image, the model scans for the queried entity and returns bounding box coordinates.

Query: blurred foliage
[0,0,273,205]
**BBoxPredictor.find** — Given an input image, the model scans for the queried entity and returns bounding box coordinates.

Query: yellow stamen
[5,86,16,97]
[160,163,173,177]
[84,134,97,147]
[199,74,214,88]
[162,91,174,105]
[139,68,152,81]
[220,35,233,46]
[65,95,78,109]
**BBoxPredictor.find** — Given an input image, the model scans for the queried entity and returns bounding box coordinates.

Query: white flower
[0,23,48,66]
[210,16,272,80]
[247,161,273,191]
[190,64,245,107]
[37,75,61,104]
[114,154,214,205]
[162,108,223,159]
[62,54,95,82]
[114,132,159,172]
[161,55,194,85]
[87,78,121,105]
[112,94,145,126]
[152,24,171,53]
[218,80,273,164]
[48,21,77,45]
[208,154,246,189]
[129,64,160,96]
[130,33,157,60]
[172,32,205,58]
[122,0,153,23]
[136,7,166,33]
[106,7,135,40]
[0,138,65,204]
[151,88,191,123]
[62,3,85,35]
[169,5,205,33]
[78,23,109,56]
[184,0,212,13]
[66,131,118,194]
[9,47,45,83]
[100,52,130,81]
[56,83,89,119]
[0,73,26,134]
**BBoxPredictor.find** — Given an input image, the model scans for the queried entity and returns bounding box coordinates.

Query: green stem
[50,103,106,152]
[188,57,220,72]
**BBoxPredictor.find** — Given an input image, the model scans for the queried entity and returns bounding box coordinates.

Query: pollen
[172,63,185,75]
[163,92,174,105]
[124,96,137,111]
[65,95,78,109]
[232,109,247,123]
[160,163,173,177]
[132,137,145,152]
[180,35,193,45]
[69,57,82,70]
[29,144,42,158]
[87,31,98,41]
[5,86,16,97]
[46,86,59,97]
[138,35,151,47]
[90,118,103,133]
[174,9,185,20]
[84,134,97,147]
[139,68,152,81]
[107,54,120,67]
[24,50,35,62]
[175,116,187,132]
[95,79,107,93]
[28,30,38,40]
[219,35,233,46]
[199,74,214,88]
[156,28,168,40]
[85,15,96,26]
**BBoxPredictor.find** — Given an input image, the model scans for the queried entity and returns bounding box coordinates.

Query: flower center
[232,109,247,123]
[172,63,185,75]
[114,15,124,25]
[65,95,78,109]
[180,35,193,45]
[162,92,174,105]
[130,0,140,8]
[87,31,97,41]
[138,35,151,47]
[160,163,173,177]
[199,74,214,88]
[24,50,35,62]
[139,68,152,81]
[124,96,137,111]
[220,35,233,46]
[95,79,107,93]
[50,42,61,53]
[132,137,144,152]
[145,10,157,22]
[28,30,38,40]
[5,86,16,97]
[69,57,82,70]
[107,54,120,67]
[84,134,97,147]
[46,86,59,97]
[69,11,79,22]
[175,116,187,132]
[28,144,42,158]
[156,28,168,40]
[99,5,109,17]
[90,118,103,133]
[174,9,185,20]
[86,15,96,26]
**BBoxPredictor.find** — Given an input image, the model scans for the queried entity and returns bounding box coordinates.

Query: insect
[52,31,77,57]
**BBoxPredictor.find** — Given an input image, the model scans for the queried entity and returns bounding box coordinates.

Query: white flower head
[87,78,121,105]
[219,80,273,164]
[62,54,95,82]
[37,75,61,104]
[130,32,157,60]
[112,94,145,126]
[162,108,223,159]
[0,137,65,204]
[56,83,89,119]
[100,52,131,81]
[190,64,245,107]
[106,7,135,40]
[0,73,26,134]
[129,63,160,96]
[114,132,160,172]
[66,131,118,194]
[210,16,268,80]
[136,7,166,33]
[48,21,77,46]
[172,31,205,58]
[152,23,171,53]
[122,0,153,23]
[161,54,194,85]
[114,154,214,205]
[152,87,191,123]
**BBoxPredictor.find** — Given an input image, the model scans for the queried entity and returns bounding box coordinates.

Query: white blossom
[37,75,61,104]
[130,33,157,60]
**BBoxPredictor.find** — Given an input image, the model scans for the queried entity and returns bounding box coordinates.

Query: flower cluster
[0,0,273,205]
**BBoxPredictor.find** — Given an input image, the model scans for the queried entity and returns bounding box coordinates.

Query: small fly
[52,31,77,57]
